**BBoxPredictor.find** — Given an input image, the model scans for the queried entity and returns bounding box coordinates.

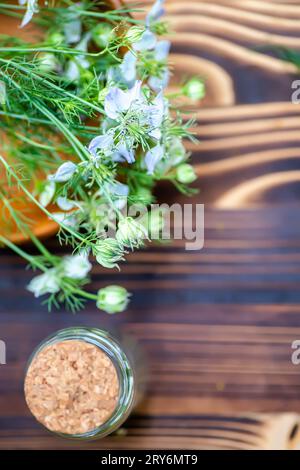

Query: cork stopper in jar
[24,339,120,435]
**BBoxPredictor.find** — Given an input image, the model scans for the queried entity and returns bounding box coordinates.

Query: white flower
[48,161,77,183]
[27,269,60,298]
[0,81,6,105]
[63,253,92,279]
[19,0,38,28]
[39,181,55,207]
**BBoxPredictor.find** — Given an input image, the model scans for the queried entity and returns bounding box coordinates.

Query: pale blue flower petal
[48,161,77,183]
[146,0,165,27]
[56,197,78,211]
[104,88,131,119]
[154,40,171,61]
[20,0,38,28]
[112,143,135,164]
[120,51,137,84]
[145,145,164,174]
[104,81,142,119]
[110,181,129,197]
[133,30,156,52]
[88,134,114,157]
[148,69,169,92]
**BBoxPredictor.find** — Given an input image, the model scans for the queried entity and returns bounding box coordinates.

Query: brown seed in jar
[24,340,119,435]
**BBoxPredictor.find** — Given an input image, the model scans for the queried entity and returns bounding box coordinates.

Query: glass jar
[24,326,142,440]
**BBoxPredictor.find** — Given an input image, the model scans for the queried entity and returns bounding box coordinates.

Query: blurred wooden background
[1,0,300,450]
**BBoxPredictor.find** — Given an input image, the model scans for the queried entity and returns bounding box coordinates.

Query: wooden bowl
[0,1,121,244]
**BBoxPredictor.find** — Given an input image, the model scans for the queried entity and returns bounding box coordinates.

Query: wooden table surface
[1,0,300,450]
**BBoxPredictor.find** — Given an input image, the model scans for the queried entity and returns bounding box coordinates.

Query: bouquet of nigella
[0,1,203,313]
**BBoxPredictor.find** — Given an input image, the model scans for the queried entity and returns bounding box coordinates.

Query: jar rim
[24,326,136,440]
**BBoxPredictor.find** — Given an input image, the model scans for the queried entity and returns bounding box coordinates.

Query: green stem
[0,234,46,271]
[0,58,104,115]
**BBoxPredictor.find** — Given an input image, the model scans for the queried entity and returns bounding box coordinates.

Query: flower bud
[126,26,144,44]
[116,217,148,250]
[176,164,197,184]
[92,23,114,49]
[38,53,58,72]
[47,32,65,46]
[63,252,92,280]
[183,78,205,101]
[96,285,130,314]
[93,238,125,269]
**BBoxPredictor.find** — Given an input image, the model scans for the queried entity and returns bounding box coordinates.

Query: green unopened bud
[126,26,144,44]
[176,164,197,184]
[183,78,205,101]
[93,238,125,269]
[134,186,153,205]
[116,217,148,250]
[92,23,114,49]
[97,285,130,314]
[38,53,58,72]
[47,32,64,46]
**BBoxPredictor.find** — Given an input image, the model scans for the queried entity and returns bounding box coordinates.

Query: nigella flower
[104,80,143,120]
[88,133,114,158]
[27,269,60,298]
[104,81,165,143]
[62,252,92,280]
[93,238,125,269]
[116,217,148,250]
[19,0,38,28]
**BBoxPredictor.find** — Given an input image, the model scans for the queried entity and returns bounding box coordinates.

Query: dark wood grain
[1,0,300,450]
